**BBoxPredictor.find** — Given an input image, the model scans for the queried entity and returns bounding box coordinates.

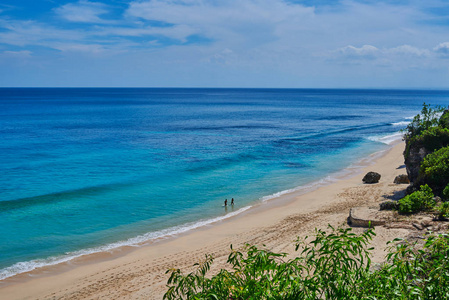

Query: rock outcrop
[394,174,410,184]
[379,201,398,211]
[404,145,431,184]
[362,172,381,184]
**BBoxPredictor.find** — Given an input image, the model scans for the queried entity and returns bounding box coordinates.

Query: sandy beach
[0,142,410,300]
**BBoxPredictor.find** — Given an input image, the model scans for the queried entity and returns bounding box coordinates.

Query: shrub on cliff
[419,146,449,193]
[439,109,449,129]
[398,184,434,214]
[404,103,443,141]
[402,104,446,185]
[444,184,449,200]
[406,126,449,158]
[436,202,449,219]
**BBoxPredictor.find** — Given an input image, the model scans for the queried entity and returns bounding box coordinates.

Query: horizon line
[1,87,449,91]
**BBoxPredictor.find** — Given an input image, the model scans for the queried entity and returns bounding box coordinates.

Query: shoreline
[0,140,407,299]
[0,140,395,282]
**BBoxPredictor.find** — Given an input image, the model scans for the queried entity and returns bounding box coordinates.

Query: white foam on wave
[391,121,410,126]
[0,206,252,281]
[367,131,403,145]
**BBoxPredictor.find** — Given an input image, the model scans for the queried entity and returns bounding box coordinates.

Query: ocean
[1,88,449,280]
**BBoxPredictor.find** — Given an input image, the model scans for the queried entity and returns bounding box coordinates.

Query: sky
[0,0,449,88]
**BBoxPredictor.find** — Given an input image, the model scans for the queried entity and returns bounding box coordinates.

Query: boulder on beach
[362,172,381,184]
[379,200,398,211]
[394,174,410,184]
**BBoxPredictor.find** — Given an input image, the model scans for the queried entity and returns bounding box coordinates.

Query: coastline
[0,141,408,300]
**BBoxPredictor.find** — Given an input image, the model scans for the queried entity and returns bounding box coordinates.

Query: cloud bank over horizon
[0,0,448,88]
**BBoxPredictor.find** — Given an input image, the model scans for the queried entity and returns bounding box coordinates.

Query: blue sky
[0,0,449,87]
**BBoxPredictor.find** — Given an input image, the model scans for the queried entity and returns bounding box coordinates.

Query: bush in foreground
[436,202,449,220]
[164,226,449,299]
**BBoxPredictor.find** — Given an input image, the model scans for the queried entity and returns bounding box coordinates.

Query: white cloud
[97,24,197,42]
[125,0,315,46]
[0,19,120,55]
[2,0,449,87]
[327,44,435,65]
[0,19,84,47]
[434,42,449,56]
[2,50,32,58]
[51,43,105,53]
[207,48,235,64]
[55,0,109,23]
[334,45,380,60]
[389,45,430,57]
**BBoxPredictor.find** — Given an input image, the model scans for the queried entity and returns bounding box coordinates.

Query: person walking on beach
[224,199,228,206]
[231,198,234,205]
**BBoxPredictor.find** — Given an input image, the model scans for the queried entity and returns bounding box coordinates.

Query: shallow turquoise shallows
[1,88,449,279]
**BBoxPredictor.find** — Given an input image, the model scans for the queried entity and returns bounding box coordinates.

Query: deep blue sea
[1,88,449,280]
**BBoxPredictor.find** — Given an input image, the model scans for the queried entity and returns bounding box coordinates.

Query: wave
[391,121,409,126]
[0,182,130,211]
[183,124,279,131]
[313,115,363,121]
[278,122,391,144]
[0,205,252,281]
[367,132,403,145]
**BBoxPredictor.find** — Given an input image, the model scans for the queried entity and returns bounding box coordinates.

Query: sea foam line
[391,121,410,126]
[0,206,252,281]
[367,131,403,145]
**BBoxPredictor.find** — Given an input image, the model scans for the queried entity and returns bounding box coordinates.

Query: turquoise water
[1,88,449,279]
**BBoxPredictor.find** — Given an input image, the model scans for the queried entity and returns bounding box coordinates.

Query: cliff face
[404,145,431,185]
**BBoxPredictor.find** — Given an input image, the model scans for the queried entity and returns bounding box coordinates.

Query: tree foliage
[403,103,444,141]
[419,146,449,190]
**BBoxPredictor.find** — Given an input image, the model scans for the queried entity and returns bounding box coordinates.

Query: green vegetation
[164,226,449,299]
[419,146,449,190]
[406,126,449,157]
[444,183,449,200]
[439,110,449,129]
[403,103,449,198]
[403,103,444,141]
[403,104,449,159]
[436,202,449,219]
[165,226,374,300]
[398,184,434,214]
